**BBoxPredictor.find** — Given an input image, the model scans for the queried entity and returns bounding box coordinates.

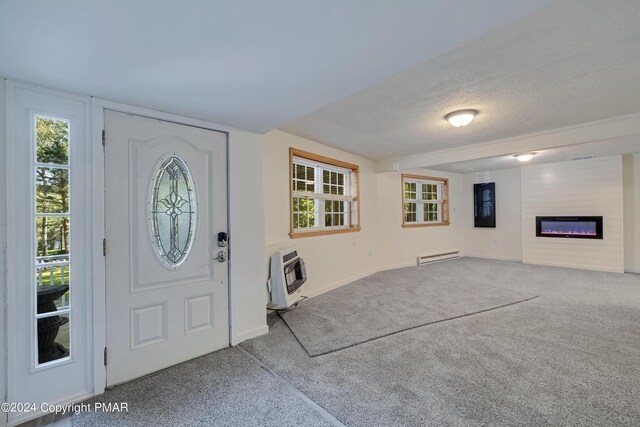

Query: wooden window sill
[289,226,361,239]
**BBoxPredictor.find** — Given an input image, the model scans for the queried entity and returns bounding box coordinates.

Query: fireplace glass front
[536,216,603,239]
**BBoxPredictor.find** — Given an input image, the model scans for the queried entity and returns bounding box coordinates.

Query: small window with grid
[401,174,449,227]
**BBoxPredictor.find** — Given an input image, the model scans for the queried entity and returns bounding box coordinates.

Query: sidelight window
[34,115,71,365]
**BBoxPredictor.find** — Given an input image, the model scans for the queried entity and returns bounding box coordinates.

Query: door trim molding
[0,77,6,427]
[90,98,231,396]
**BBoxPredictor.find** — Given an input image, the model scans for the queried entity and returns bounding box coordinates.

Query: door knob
[216,251,227,263]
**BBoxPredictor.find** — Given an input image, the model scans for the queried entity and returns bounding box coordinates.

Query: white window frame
[401,174,450,228]
[289,148,360,238]
[33,113,73,368]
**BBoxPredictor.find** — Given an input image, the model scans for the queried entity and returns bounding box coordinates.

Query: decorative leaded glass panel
[150,156,197,268]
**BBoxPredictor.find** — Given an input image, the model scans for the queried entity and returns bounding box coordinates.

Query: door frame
[91,99,232,395]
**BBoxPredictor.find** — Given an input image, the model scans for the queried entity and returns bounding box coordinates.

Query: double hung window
[401,174,449,227]
[290,148,360,238]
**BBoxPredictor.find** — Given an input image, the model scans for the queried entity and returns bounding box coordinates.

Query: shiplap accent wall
[521,155,624,273]
[622,153,640,273]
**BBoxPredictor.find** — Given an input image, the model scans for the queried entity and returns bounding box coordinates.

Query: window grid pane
[404,202,417,223]
[322,169,346,196]
[36,116,69,165]
[404,182,417,200]
[293,163,315,193]
[293,197,316,229]
[424,203,439,222]
[36,167,69,214]
[422,184,437,201]
[324,200,345,227]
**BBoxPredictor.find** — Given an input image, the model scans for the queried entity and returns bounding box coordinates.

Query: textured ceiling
[281,0,640,160]
[0,0,550,133]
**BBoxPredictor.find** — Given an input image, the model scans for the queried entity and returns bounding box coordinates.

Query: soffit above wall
[428,137,640,174]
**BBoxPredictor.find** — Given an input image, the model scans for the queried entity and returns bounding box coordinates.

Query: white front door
[105,111,229,386]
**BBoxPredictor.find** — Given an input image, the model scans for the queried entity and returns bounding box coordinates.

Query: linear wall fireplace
[536,216,603,239]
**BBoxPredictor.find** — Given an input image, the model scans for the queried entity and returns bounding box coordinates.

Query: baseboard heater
[417,251,460,265]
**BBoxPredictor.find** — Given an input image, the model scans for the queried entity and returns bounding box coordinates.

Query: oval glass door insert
[150,156,197,268]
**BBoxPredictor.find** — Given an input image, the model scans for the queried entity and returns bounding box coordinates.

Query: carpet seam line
[277,310,313,358]
[282,295,540,358]
[236,346,347,427]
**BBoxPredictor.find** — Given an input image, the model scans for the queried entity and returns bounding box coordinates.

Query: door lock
[216,251,227,263]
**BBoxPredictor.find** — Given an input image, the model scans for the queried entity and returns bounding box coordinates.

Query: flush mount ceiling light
[444,109,478,127]
[515,153,536,162]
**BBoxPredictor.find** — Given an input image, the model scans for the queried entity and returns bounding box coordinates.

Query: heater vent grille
[268,248,307,310]
[572,155,594,161]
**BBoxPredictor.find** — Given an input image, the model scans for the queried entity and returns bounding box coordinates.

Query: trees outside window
[36,117,70,256]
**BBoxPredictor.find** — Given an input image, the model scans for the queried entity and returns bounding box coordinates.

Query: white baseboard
[231,324,269,346]
[624,267,640,274]
[523,259,624,273]
[301,261,418,300]
[301,270,377,299]
[465,253,522,262]
[379,261,421,271]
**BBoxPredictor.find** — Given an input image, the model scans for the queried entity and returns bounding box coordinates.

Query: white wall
[0,78,7,427]
[262,130,465,297]
[262,130,380,297]
[623,153,640,273]
[376,169,465,268]
[229,130,268,344]
[463,168,522,261]
[521,156,624,273]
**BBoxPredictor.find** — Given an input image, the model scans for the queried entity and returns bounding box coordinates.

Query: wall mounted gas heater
[267,248,307,309]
